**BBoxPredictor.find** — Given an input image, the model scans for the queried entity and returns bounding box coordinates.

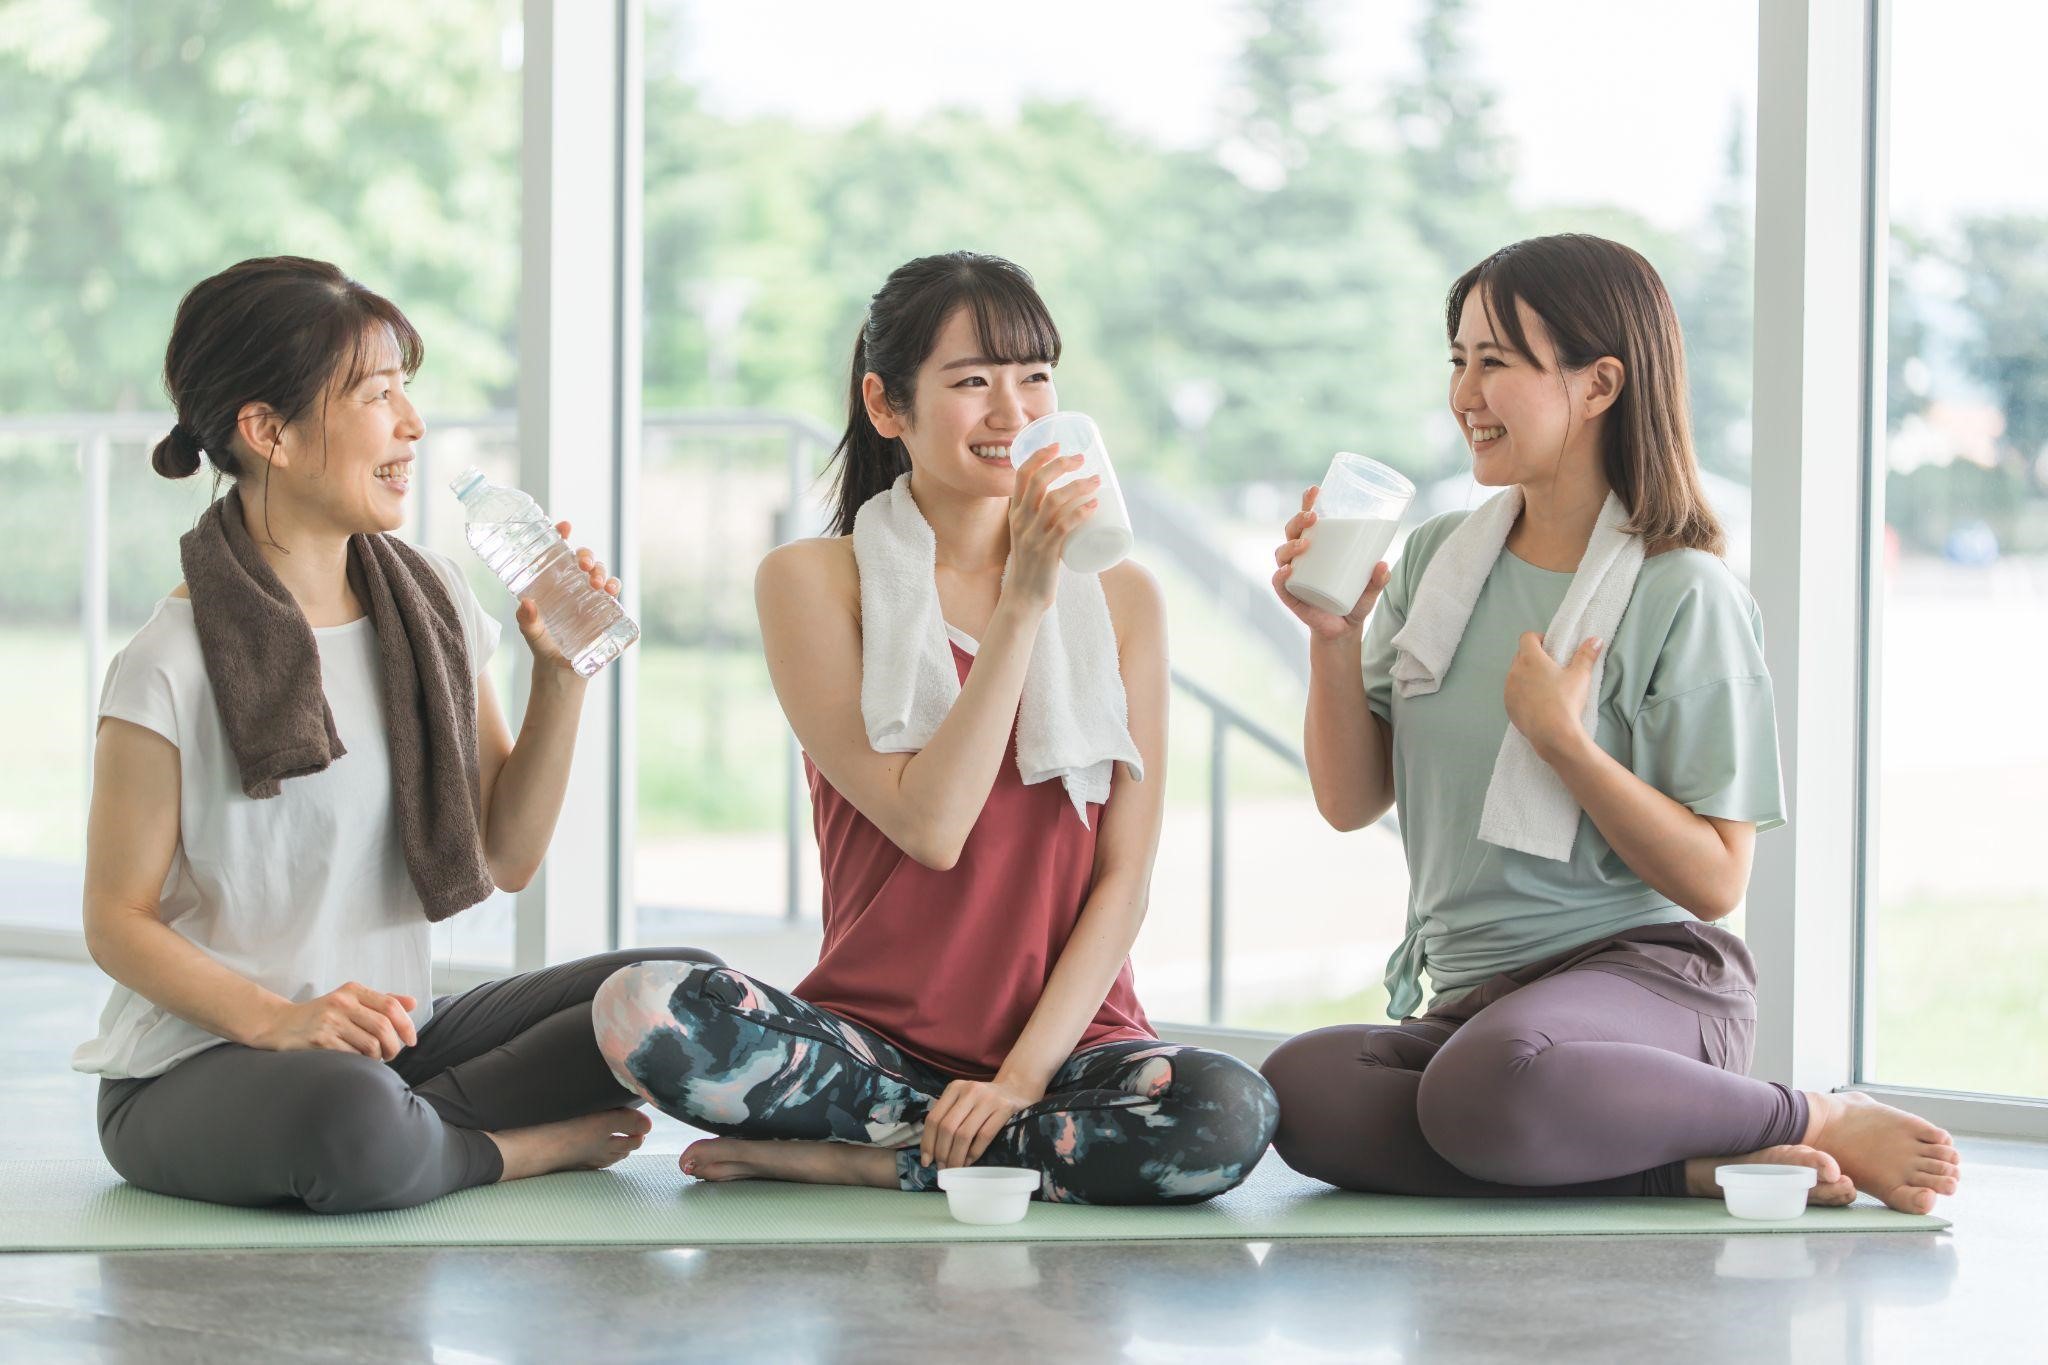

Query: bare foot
[1801,1091,1961,1214]
[1683,1143,1858,1206]
[680,1137,897,1190]
[490,1108,653,1183]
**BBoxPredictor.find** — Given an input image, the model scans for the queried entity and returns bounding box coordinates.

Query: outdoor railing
[7,409,1390,1023]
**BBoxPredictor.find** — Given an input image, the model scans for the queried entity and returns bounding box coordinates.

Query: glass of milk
[1011,411,1134,574]
[1284,453,1416,615]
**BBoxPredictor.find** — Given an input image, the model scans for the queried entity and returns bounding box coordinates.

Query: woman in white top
[78,256,717,1213]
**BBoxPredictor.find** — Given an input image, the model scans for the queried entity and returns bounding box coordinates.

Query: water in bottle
[450,468,640,677]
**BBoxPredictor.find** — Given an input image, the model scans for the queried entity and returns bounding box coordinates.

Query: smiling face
[872,304,1058,501]
[249,325,425,536]
[1449,288,1598,488]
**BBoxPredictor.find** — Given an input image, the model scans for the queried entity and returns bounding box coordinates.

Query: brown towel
[180,495,495,921]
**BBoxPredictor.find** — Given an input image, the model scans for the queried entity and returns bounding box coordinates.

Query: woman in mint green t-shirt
[1260,234,1958,1216]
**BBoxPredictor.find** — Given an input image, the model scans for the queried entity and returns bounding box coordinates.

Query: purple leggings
[1260,963,1810,1197]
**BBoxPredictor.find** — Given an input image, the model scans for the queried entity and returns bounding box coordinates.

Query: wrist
[993,1063,1051,1103]
[1534,721,1598,770]
[989,594,1051,634]
[528,660,590,702]
[236,992,292,1048]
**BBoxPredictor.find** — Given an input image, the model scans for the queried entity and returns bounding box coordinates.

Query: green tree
[1678,109,1754,482]
[1956,213,2048,463]
[0,0,520,416]
[1391,0,1516,284]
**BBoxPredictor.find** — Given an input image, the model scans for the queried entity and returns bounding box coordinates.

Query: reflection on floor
[3,955,2040,1363]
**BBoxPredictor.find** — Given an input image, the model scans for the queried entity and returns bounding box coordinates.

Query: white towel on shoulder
[1389,487,1645,861]
[852,474,1143,826]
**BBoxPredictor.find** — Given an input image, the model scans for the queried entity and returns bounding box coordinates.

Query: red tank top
[793,639,1155,1078]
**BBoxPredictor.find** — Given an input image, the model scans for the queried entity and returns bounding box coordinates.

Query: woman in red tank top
[594,253,1277,1205]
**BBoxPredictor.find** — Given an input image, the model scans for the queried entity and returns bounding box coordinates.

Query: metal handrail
[15,408,1396,1027]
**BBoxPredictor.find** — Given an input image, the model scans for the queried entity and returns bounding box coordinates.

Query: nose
[987,377,1027,432]
[1448,361,1482,419]
[395,389,426,441]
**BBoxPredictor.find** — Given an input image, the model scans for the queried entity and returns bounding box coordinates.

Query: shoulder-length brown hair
[1446,234,1724,556]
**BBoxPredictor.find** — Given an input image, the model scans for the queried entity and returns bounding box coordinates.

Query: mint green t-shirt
[1361,509,1787,1020]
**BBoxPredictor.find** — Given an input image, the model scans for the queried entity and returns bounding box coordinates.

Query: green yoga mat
[0,1155,1946,1252]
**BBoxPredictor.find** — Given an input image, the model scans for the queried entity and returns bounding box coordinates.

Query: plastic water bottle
[450,468,640,677]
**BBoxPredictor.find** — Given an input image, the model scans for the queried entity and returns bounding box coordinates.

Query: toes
[1892,1185,1938,1215]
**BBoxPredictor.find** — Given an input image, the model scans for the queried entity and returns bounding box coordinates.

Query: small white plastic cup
[1010,411,1134,574]
[1284,453,1416,616]
[1714,1163,1818,1221]
[935,1167,1038,1225]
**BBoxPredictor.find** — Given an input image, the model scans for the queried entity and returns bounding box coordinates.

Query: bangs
[1449,252,1543,367]
[333,294,426,393]
[963,273,1061,368]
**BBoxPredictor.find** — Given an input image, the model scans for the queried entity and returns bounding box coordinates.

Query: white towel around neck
[1388,487,1645,861]
[851,474,1143,826]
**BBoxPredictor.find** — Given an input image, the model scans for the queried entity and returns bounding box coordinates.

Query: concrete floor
[3,956,2040,1364]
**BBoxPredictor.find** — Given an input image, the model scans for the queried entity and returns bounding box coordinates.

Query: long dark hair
[825,251,1061,536]
[151,256,423,484]
[1446,234,1725,556]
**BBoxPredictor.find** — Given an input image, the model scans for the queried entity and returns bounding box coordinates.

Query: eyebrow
[1448,341,1503,353]
[938,355,1050,371]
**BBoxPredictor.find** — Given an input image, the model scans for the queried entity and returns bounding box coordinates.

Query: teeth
[970,445,1011,459]
[1470,425,1505,442]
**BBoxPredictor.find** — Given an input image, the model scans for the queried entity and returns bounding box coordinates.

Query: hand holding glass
[1010,411,1133,574]
[1283,453,1415,616]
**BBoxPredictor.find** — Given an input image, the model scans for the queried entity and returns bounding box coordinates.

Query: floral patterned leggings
[593,960,1279,1205]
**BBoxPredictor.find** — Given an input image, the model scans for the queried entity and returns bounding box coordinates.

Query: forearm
[1538,730,1745,918]
[85,907,289,1046]
[1305,632,1392,830]
[891,597,1044,862]
[482,665,588,890]
[997,876,1149,1094]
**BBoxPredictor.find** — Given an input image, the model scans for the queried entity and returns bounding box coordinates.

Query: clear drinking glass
[1284,452,1416,616]
[1010,411,1134,574]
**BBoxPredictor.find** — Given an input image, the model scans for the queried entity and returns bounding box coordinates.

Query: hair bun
[151,423,204,479]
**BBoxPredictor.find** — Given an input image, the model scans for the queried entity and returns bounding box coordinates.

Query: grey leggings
[1260,966,1809,1197]
[96,946,719,1214]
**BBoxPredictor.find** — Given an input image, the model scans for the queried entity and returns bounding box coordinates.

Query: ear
[233,401,289,470]
[1580,357,1625,421]
[862,373,905,440]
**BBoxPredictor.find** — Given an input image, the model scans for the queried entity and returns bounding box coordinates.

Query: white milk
[1285,516,1400,616]
[1062,519,1135,575]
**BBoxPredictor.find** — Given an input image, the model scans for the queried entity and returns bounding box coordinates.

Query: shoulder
[756,535,858,618]
[1099,557,1164,622]
[408,545,473,603]
[1397,509,1473,571]
[117,596,206,675]
[102,596,208,712]
[758,534,855,588]
[1379,508,1472,606]
[1631,547,1763,636]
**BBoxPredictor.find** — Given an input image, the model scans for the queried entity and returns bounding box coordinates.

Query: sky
[658,0,2044,234]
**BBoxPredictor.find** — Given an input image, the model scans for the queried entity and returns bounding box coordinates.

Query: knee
[1137,1050,1279,1204]
[1259,1029,1364,1178]
[285,1062,434,1214]
[592,960,704,1070]
[1414,1034,1552,1185]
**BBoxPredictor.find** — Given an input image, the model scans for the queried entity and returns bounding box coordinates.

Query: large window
[1863,0,2048,1099]
[0,1,524,967]
[629,0,1757,1029]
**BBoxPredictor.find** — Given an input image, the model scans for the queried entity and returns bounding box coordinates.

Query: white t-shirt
[72,548,502,1080]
